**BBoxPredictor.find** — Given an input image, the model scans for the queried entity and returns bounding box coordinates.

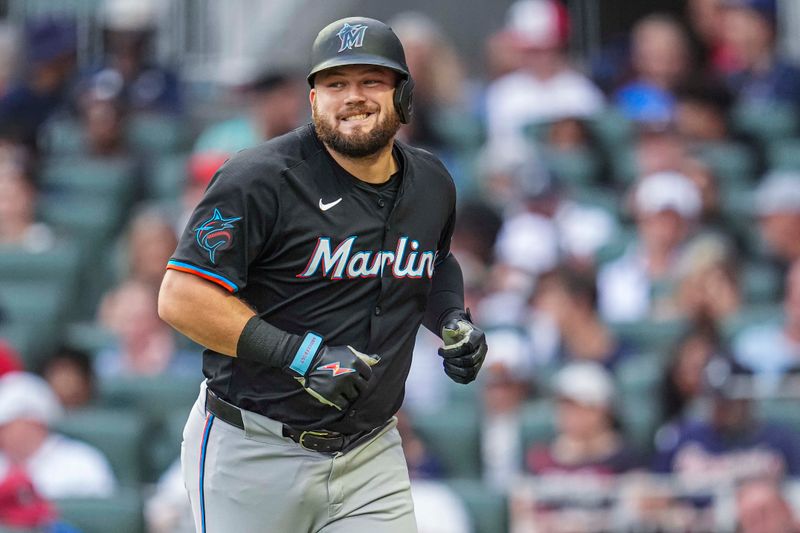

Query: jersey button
[374,306,382,316]
[378,198,385,208]
[349,410,357,418]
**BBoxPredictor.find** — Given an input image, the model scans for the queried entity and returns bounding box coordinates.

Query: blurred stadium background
[1,0,800,531]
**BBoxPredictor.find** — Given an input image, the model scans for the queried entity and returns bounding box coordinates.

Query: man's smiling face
[310,64,401,158]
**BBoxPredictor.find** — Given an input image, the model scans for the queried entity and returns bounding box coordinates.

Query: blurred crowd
[1,0,800,531]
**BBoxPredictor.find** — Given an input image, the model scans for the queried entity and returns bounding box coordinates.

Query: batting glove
[438,311,487,384]
[286,333,380,410]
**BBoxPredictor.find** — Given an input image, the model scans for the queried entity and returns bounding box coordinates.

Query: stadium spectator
[673,78,736,143]
[114,205,178,287]
[76,86,129,158]
[96,280,197,377]
[598,171,704,322]
[484,0,604,146]
[529,267,633,370]
[733,258,800,392]
[720,0,800,109]
[395,410,473,533]
[735,476,800,533]
[145,459,193,533]
[0,18,76,150]
[396,410,446,480]
[389,12,470,155]
[654,356,800,481]
[0,145,56,252]
[0,372,115,498]
[526,362,639,476]
[659,319,725,426]
[83,0,181,114]
[675,234,741,322]
[38,347,95,410]
[754,171,800,272]
[480,328,534,491]
[615,14,693,100]
[685,0,739,74]
[191,68,305,157]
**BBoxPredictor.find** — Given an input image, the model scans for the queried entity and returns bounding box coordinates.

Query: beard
[312,101,401,159]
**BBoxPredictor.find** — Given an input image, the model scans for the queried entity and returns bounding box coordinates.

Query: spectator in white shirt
[484,0,604,146]
[0,372,115,499]
[598,171,703,322]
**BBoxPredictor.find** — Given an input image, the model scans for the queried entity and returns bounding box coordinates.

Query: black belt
[205,389,379,454]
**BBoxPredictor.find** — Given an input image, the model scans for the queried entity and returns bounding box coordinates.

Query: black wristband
[236,316,303,368]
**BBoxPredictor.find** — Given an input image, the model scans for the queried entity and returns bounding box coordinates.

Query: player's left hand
[438,312,487,384]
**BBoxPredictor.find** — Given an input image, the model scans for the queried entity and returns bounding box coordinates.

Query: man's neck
[325,142,398,185]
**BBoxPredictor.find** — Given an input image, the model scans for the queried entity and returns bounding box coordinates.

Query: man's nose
[343,84,367,104]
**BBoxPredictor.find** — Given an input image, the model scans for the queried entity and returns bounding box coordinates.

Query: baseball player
[158,16,487,532]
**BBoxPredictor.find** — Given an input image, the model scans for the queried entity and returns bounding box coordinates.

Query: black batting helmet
[308,17,415,124]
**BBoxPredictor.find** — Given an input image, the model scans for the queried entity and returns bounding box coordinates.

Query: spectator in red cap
[0,341,22,378]
[485,0,604,147]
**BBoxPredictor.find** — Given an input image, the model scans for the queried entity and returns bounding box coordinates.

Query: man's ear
[309,88,316,108]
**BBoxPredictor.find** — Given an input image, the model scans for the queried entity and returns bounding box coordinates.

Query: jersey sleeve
[167,154,280,293]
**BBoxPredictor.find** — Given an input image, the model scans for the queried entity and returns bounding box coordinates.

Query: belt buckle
[298,430,343,453]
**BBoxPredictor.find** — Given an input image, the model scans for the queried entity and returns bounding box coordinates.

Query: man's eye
[328,81,345,88]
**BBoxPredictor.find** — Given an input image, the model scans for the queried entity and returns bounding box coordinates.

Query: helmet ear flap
[394,77,414,124]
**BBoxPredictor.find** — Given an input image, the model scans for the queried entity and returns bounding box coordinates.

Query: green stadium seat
[64,322,117,354]
[731,103,799,144]
[0,321,58,368]
[587,109,635,150]
[446,478,509,533]
[38,195,126,245]
[55,487,143,533]
[98,375,200,415]
[609,318,687,356]
[618,392,662,454]
[433,110,485,152]
[0,242,81,284]
[40,157,138,203]
[721,305,783,341]
[412,406,481,478]
[147,153,189,201]
[741,260,783,305]
[519,400,556,450]
[98,376,200,481]
[0,281,71,325]
[148,408,192,482]
[691,142,757,192]
[39,117,86,156]
[758,400,800,432]
[54,408,147,485]
[127,114,189,155]
[617,352,666,395]
[541,146,601,187]
[609,146,638,186]
[767,138,800,172]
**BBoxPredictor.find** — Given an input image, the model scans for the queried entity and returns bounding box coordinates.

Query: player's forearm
[422,252,466,337]
[158,269,255,356]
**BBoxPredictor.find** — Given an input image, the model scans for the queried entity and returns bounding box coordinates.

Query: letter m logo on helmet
[336,23,367,52]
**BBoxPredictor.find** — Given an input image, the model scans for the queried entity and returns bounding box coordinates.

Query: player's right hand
[287,334,380,411]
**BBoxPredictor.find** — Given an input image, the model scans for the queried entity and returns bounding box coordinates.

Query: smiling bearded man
[160,16,487,533]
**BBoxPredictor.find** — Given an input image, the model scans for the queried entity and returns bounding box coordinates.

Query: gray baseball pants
[181,382,418,532]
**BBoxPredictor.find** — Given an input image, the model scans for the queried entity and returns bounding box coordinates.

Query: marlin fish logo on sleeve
[297,236,436,280]
[194,208,243,263]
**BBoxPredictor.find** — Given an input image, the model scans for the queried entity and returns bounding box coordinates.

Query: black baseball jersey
[168,124,458,434]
